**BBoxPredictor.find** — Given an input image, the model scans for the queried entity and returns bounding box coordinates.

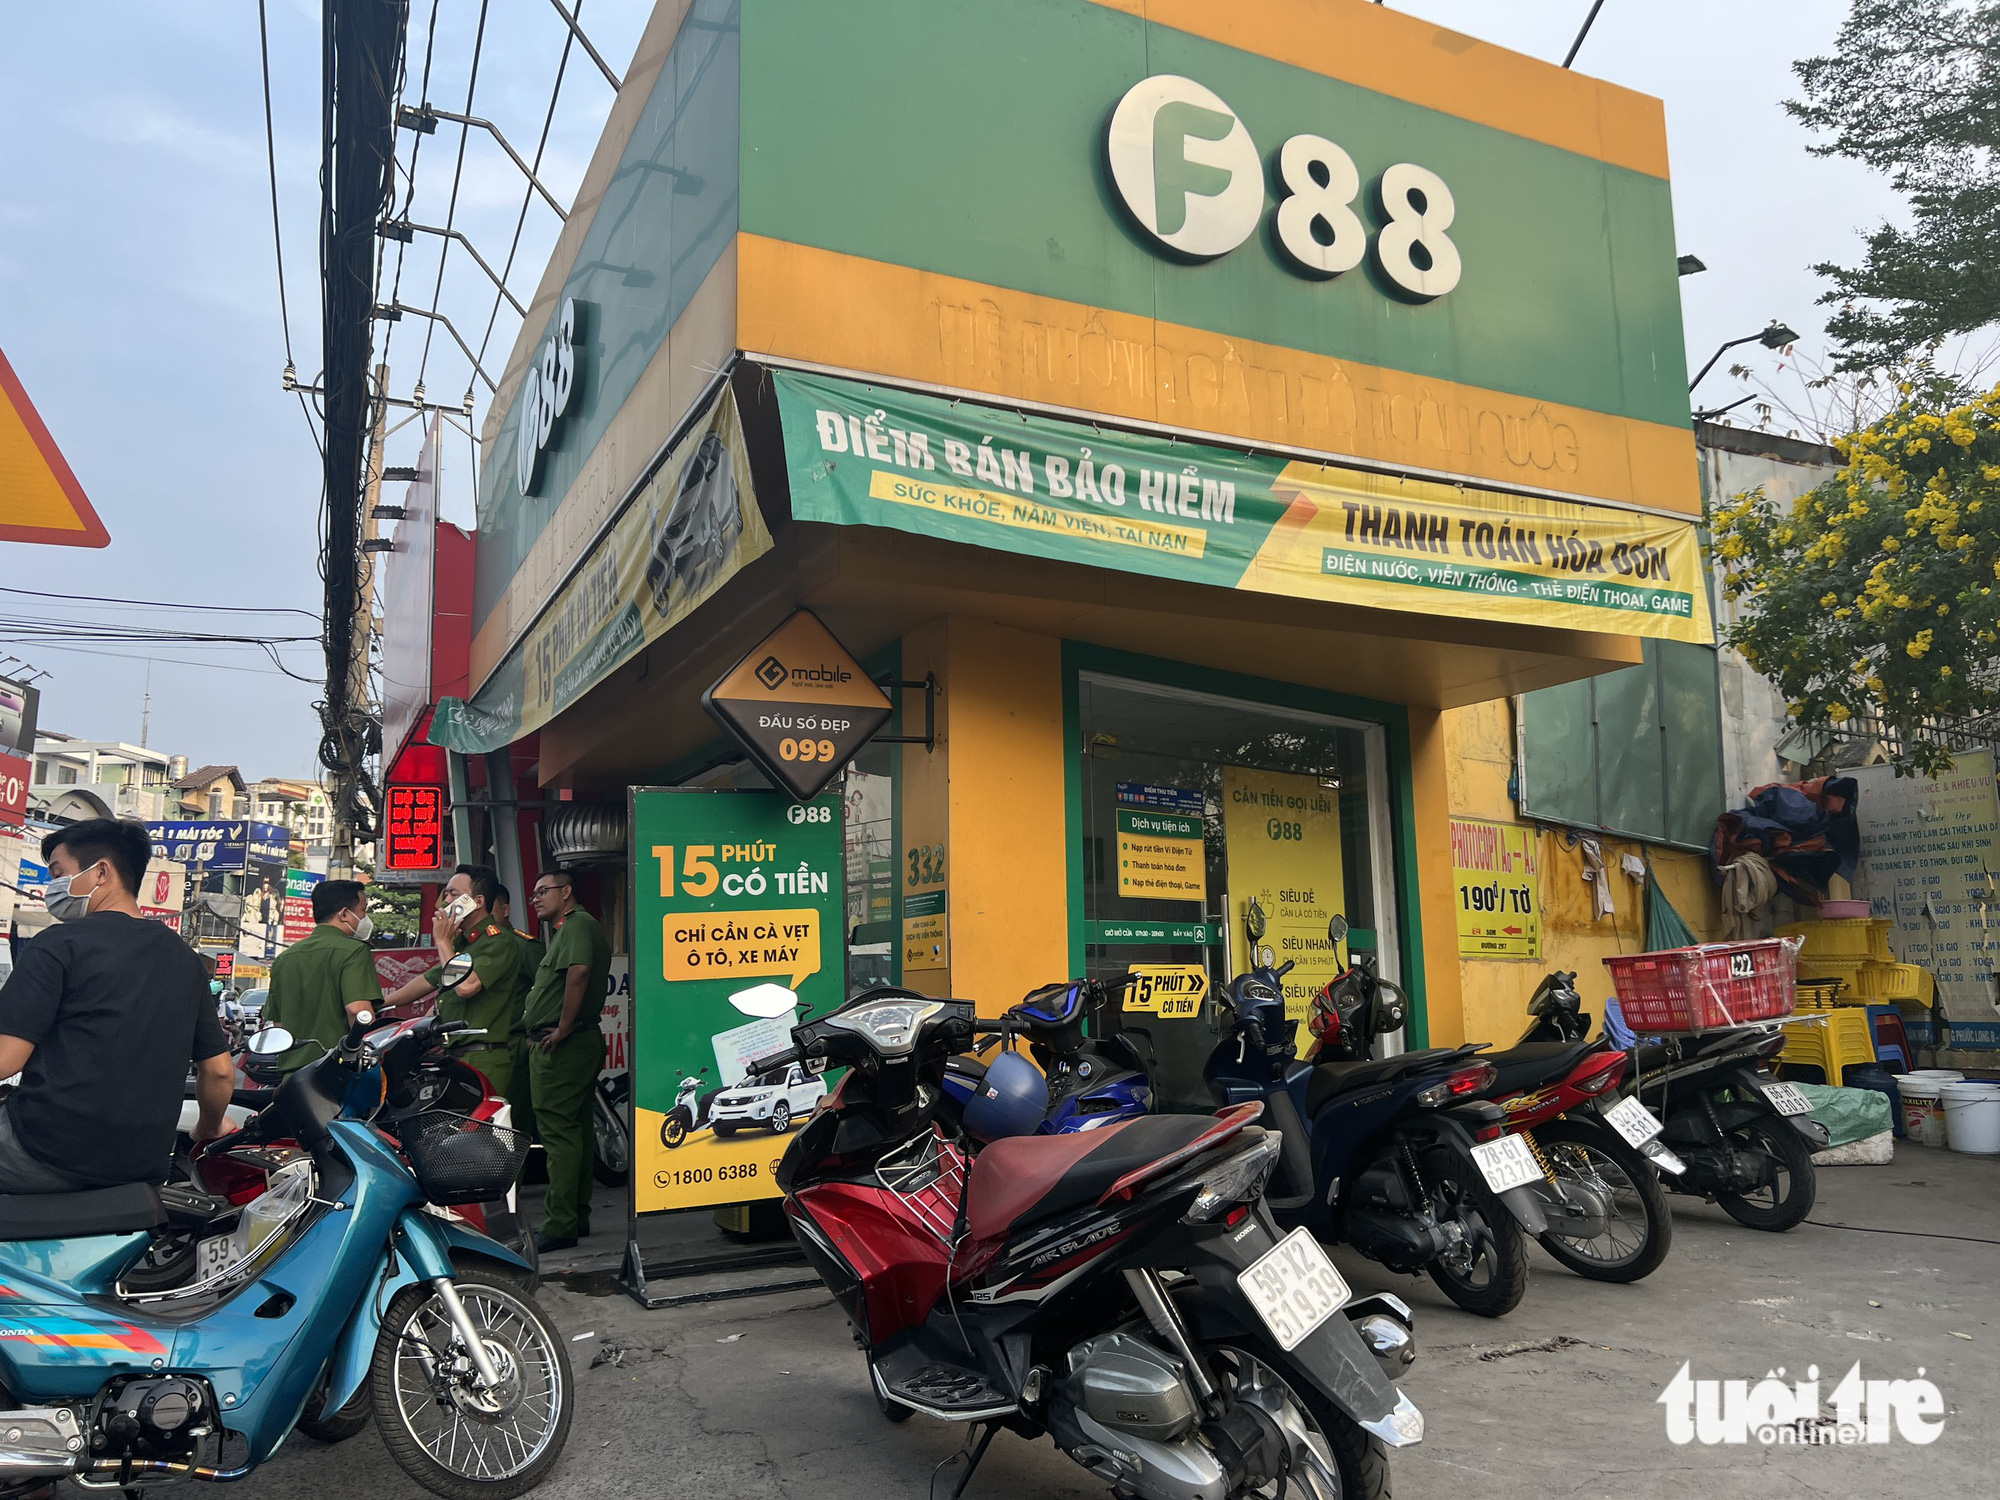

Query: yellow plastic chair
[1777,1008,1879,1084]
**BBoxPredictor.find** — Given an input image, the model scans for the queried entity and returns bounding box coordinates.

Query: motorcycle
[1211,904,1545,1318]
[168,1009,540,1289]
[0,955,573,1499]
[1315,969,1675,1284]
[594,1070,632,1185]
[1619,1019,1829,1231]
[942,975,1154,1132]
[659,1066,720,1149]
[750,983,1426,1500]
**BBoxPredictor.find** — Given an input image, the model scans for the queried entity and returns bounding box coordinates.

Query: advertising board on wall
[433,387,771,754]
[1450,818,1542,960]
[629,787,844,1216]
[1852,752,2000,1047]
[1222,767,1348,1019]
[147,821,291,871]
[776,372,1712,645]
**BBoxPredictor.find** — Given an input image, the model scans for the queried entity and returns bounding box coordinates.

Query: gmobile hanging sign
[703,609,893,802]
[629,787,845,1214]
[775,370,1712,645]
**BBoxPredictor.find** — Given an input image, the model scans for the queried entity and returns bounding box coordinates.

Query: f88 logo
[1105,74,1460,300]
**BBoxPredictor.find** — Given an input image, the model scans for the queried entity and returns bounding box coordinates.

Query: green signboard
[629,787,843,1215]
[775,370,1713,643]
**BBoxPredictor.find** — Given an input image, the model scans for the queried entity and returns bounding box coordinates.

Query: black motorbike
[1620,1022,1829,1231]
[1216,906,1547,1318]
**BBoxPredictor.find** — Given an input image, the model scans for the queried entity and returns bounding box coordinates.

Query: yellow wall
[899,618,1072,1014]
[1444,700,1724,1044]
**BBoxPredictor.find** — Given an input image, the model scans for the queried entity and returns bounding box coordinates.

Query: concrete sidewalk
[232,1144,1998,1499]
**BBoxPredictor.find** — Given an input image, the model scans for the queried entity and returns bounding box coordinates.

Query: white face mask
[351,913,374,942]
[44,865,103,923]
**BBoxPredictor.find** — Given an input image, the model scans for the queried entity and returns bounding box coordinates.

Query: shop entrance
[1077,671,1405,1106]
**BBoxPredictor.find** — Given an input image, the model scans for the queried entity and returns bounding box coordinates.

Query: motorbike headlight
[1182,1132,1282,1222]
[825,998,945,1054]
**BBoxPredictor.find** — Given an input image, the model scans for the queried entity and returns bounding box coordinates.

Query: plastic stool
[1866,1005,1913,1074]
[1778,1009,1880,1084]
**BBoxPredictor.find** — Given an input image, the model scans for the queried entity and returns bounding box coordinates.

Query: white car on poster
[709,1062,826,1136]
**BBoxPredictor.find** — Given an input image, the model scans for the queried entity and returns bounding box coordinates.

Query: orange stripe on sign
[1085,0,1669,178]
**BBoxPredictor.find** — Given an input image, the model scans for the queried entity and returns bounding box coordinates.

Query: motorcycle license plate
[1600,1095,1665,1147]
[1761,1080,1815,1117]
[1470,1134,1545,1194]
[1237,1228,1349,1352]
[193,1232,236,1283]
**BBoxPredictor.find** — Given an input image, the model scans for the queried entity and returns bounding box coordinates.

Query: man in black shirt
[0,818,234,1192]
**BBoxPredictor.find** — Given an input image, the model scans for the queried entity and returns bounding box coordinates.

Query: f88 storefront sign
[629,787,844,1214]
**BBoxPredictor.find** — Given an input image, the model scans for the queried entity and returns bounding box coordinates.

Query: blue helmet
[962,1050,1049,1142]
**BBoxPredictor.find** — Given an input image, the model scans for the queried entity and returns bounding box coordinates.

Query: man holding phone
[382,864,523,1094]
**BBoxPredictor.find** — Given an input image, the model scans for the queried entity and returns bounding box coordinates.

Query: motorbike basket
[400,1110,531,1205]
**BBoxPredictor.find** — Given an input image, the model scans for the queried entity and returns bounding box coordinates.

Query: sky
[0,0,1920,780]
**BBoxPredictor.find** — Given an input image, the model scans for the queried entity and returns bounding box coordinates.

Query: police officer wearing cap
[383,863,523,1095]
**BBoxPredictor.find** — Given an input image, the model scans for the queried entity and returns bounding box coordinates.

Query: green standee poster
[629,787,844,1214]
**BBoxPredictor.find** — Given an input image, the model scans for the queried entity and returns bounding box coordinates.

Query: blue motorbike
[0,961,573,1498]
[1208,901,1546,1317]
[942,975,1154,1131]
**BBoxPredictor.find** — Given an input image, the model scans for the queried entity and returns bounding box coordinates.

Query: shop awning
[772,370,1713,649]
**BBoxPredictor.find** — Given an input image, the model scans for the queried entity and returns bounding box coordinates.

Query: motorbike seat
[1480,1040,1597,1097]
[1306,1048,1465,1115]
[965,1114,1222,1242]
[0,1184,166,1241]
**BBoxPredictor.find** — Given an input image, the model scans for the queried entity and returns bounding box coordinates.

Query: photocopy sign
[776,372,1711,644]
[631,788,844,1214]
[1450,817,1541,960]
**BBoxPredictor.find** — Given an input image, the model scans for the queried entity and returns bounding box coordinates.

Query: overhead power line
[0,584,321,619]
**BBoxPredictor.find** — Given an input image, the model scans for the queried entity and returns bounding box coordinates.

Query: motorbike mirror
[1244,896,1267,940]
[728,983,800,1019]
[1327,914,1348,946]
[436,952,475,990]
[247,1026,295,1056]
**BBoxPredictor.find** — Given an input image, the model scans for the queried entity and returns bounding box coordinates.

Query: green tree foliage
[1711,379,2000,774]
[1789,1,2000,367]
[365,882,424,944]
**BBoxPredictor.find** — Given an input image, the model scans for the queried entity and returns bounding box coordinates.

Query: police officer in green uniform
[491,884,545,1140]
[521,869,611,1251]
[257,879,383,1069]
[383,864,522,1096]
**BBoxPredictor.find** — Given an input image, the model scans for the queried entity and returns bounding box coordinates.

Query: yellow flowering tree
[1711,380,2000,774]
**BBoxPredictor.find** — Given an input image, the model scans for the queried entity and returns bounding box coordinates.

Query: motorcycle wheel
[769,1101,792,1134]
[1531,1118,1672,1283]
[370,1266,573,1500]
[1201,1340,1388,1500]
[298,1370,372,1443]
[1420,1146,1528,1318]
[660,1112,688,1149]
[1717,1115,1817,1232]
[592,1091,630,1185]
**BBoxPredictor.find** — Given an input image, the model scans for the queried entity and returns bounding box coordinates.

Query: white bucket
[1940,1081,2000,1155]
[1898,1071,1962,1147]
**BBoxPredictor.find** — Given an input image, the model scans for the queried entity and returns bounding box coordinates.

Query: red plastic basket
[1602,939,1797,1032]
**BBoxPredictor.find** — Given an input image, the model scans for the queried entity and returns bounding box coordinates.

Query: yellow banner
[1222,767,1348,1021]
[1246,461,1713,643]
[1450,818,1542,959]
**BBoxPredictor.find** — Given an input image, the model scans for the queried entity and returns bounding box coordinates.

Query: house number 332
[1106,74,1461,300]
